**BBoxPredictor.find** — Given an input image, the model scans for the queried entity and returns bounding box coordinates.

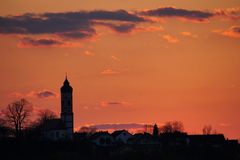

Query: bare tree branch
[1,98,32,138]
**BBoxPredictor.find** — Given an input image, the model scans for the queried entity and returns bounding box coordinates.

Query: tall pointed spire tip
[65,72,68,80]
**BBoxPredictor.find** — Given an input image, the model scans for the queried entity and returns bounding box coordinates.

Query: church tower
[60,76,73,139]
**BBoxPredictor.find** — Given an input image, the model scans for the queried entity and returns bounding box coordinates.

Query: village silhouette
[0,77,239,160]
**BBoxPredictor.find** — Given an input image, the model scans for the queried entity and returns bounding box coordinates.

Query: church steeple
[60,75,73,139]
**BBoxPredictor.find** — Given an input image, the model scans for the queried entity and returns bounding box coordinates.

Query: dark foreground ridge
[0,132,239,160]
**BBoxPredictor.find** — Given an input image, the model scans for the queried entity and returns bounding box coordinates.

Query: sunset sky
[0,0,240,139]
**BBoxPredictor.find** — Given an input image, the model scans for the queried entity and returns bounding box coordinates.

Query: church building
[43,76,74,140]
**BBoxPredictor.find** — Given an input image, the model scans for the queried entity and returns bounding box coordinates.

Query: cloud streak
[214,7,240,20]
[88,123,144,130]
[221,26,240,38]
[9,90,58,99]
[35,90,58,99]
[18,37,63,47]
[162,34,179,43]
[140,7,214,22]
[97,22,136,33]
[180,31,198,38]
[100,101,132,107]
[140,7,240,22]
[101,69,119,75]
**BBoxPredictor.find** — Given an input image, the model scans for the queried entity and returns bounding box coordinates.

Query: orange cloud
[111,55,120,61]
[214,7,240,20]
[214,26,240,39]
[180,31,198,38]
[221,26,240,38]
[134,26,164,33]
[101,69,119,75]
[162,34,179,43]
[84,50,94,56]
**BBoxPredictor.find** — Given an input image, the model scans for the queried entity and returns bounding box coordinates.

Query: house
[111,130,132,144]
[90,131,114,146]
[128,132,159,145]
[225,139,239,147]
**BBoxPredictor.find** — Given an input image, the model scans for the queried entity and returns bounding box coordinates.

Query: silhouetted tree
[37,109,57,124]
[25,109,57,140]
[202,125,212,135]
[2,99,32,138]
[160,121,184,133]
[153,124,159,137]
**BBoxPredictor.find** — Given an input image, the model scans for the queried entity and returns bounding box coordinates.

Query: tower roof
[61,76,73,93]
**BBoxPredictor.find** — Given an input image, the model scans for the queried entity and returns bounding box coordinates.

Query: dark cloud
[97,22,136,33]
[9,90,58,99]
[0,14,93,35]
[88,10,144,22]
[0,7,238,47]
[35,90,57,98]
[89,123,144,130]
[58,31,95,39]
[43,10,145,22]
[0,10,145,47]
[231,26,240,33]
[0,10,144,36]
[100,101,132,107]
[107,102,122,105]
[20,37,63,47]
[140,7,214,21]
